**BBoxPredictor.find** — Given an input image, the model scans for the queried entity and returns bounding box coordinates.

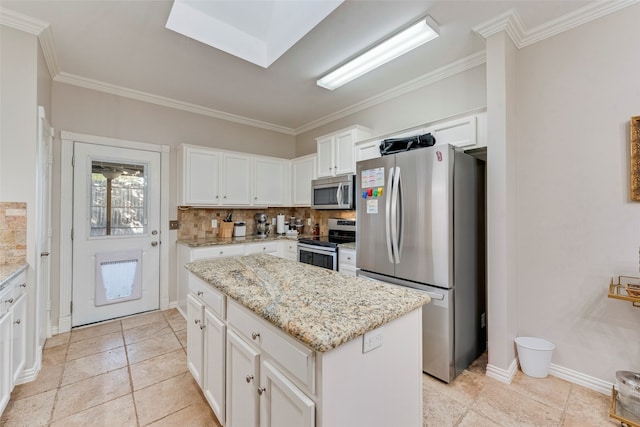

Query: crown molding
[295,50,487,135]
[38,26,60,79]
[54,72,297,135]
[0,7,48,35]
[474,0,639,48]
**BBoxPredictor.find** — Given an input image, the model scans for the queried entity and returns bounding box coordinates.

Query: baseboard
[486,357,519,383]
[176,304,186,319]
[160,297,170,311]
[168,300,178,309]
[15,360,41,385]
[548,363,611,395]
[58,315,72,334]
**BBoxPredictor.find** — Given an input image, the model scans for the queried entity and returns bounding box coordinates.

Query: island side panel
[318,308,422,427]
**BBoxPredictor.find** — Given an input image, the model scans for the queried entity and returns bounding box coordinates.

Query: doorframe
[58,131,170,333]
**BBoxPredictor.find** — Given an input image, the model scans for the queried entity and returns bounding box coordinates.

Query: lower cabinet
[261,360,314,427]
[11,294,27,385]
[226,330,259,427]
[0,309,12,414]
[186,294,205,387]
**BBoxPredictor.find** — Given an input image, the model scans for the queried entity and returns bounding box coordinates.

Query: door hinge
[71,155,75,167]
[71,228,74,241]
[70,301,73,314]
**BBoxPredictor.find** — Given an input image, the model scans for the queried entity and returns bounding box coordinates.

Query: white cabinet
[316,126,371,178]
[354,140,380,162]
[0,297,12,414]
[291,155,316,206]
[0,269,28,415]
[222,153,252,205]
[187,277,227,425]
[187,294,205,387]
[246,242,280,256]
[11,293,26,386]
[227,330,260,427]
[261,360,314,427]
[253,158,287,206]
[338,247,356,277]
[204,309,226,424]
[281,240,298,261]
[429,115,477,148]
[179,145,291,207]
[178,146,222,206]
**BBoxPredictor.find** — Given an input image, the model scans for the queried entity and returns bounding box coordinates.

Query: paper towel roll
[276,214,285,234]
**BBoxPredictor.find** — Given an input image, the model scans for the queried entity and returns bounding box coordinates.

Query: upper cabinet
[291,154,316,206]
[178,146,222,206]
[253,157,288,206]
[178,145,289,207]
[428,115,477,148]
[316,126,371,178]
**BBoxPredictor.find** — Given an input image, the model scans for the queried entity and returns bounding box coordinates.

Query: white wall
[295,64,487,155]
[516,4,640,382]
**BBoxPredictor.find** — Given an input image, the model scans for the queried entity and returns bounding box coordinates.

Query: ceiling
[1,0,606,134]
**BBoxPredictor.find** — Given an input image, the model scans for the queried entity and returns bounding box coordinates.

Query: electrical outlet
[169,220,179,230]
[211,219,218,228]
[363,327,384,353]
[307,218,312,226]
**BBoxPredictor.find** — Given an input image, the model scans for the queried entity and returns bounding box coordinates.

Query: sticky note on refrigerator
[366,199,378,214]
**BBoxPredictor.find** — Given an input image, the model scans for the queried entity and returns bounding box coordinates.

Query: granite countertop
[178,233,306,247]
[0,262,28,292]
[185,254,430,352]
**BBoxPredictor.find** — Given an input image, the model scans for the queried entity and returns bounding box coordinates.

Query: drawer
[245,241,279,255]
[193,244,245,260]
[227,300,315,392]
[12,271,27,299]
[188,273,226,319]
[339,249,356,267]
[283,241,298,255]
[0,286,11,317]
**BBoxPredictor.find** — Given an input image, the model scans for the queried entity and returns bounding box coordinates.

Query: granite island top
[185,254,430,352]
[0,262,28,292]
[178,233,306,247]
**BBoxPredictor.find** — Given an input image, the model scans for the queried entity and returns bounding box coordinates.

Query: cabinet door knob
[19,283,26,288]
[216,195,219,199]
[251,332,260,340]
[14,319,20,325]
[194,319,200,324]
[254,197,257,200]
[5,298,13,304]
[219,251,224,255]
[200,324,206,330]
[246,375,254,383]
[223,196,227,199]
[197,291,203,296]
[257,386,266,396]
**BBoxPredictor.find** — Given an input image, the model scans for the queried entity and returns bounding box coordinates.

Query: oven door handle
[297,244,337,255]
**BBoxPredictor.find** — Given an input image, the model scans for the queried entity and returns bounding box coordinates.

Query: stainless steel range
[297,219,356,271]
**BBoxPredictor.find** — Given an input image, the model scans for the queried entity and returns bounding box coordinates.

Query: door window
[90,161,147,237]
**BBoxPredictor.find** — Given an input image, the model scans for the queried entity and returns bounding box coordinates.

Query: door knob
[151,241,158,247]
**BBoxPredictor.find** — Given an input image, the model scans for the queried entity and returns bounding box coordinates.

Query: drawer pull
[246,375,254,383]
[19,283,26,288]
[347,257,352,261]
[200,324,206,330]
[14,319,20,325]
[257,386,266,396]
[197,291,204,296]
[219,251,224,255]
[251,332,260,340]
[194,319,200,324]
[5,298,13,304]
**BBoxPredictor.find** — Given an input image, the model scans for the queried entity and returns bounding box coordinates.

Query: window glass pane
[90,161,147,237]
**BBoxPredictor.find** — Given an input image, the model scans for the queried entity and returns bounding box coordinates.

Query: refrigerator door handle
[390,166,401,264]
[395,166,403,262]
[385,167,395,264]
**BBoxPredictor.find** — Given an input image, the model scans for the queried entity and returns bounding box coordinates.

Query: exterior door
[72,142,161,326]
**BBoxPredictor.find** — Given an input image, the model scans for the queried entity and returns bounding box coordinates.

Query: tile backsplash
[0,202,27,264]
[177,207,356,240]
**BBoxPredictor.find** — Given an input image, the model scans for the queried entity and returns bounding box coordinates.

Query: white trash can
[515,337,555,378]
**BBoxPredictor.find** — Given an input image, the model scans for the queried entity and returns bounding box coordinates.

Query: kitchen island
[185,254,430,427]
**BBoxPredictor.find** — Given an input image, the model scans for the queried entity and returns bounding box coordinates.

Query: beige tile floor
[1,309,618,427]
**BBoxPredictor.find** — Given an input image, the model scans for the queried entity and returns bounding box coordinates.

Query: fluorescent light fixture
[317,16,440,90]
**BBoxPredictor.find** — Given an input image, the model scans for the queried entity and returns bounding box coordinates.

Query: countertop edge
[0,262,28,291]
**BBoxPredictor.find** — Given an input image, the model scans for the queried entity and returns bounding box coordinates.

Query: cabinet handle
[219,251,224,255]
[223,196,227,199]
[19,283,26,288]
[257,386,266,396]
[5,298,13,304]
[200,324,206,330]
[251,332,260,340]
[216,195,219,199]
[197,291,203,296]
[254,197,257,200]
[347,257,352,261]
[194,319,200,324]
[14,319,20,325]
[246,375,254,383]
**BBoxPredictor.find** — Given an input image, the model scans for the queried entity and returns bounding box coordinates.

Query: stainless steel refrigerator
[356,144,485,383]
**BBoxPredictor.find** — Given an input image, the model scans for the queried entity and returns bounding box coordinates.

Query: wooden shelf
[610,386,640,427]
[608,276,640,307]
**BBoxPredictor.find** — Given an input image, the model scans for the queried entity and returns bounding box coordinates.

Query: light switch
[211,219,218,228]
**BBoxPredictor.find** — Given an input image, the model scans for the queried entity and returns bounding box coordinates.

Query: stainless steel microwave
[311,174,355,210]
